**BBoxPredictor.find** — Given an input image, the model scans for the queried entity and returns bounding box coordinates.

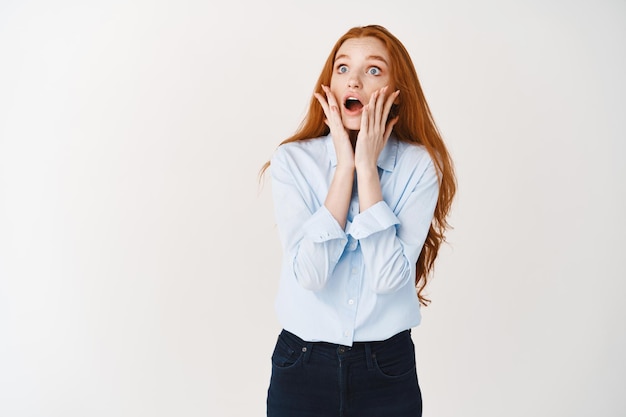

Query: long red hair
[261,25,456,305]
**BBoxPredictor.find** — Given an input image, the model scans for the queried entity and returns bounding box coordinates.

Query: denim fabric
[267,329,422,417]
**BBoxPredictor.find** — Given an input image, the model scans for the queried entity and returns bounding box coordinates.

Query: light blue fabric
[270,134,439,346]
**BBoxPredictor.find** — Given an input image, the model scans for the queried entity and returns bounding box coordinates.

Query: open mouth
[344,97,364,112]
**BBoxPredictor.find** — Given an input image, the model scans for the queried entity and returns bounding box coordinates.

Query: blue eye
[338,65,348,74]
[368,67,381,75]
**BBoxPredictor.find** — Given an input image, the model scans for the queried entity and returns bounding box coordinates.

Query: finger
[316,92,341,129]
[322,85,340,112]
[383,116,399,142]
[322,85,348,127]
[380,90,400,126]
[360,103,369,133]
[381,89,400,127]
[317,87,348,141]
[365,89,379,131]
[314,92,331,119]
[374,86,388,127]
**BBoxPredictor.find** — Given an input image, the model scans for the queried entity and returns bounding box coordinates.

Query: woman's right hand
[314,85,355,170]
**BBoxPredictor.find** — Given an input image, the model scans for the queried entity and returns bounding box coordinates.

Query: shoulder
[271,136,331,168]
[395,139,435,174]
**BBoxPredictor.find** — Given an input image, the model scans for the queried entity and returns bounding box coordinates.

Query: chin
[342,117,361,131]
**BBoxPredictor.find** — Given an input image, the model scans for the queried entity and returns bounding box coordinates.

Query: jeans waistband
[280,329,412,370]
[280,328,411,353]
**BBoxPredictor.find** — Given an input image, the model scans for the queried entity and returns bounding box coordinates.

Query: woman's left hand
[354,86,400,172]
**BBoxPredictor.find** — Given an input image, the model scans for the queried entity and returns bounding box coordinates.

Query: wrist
[335,162,355,175]
[335,153,355,170]
[355,162,378,177]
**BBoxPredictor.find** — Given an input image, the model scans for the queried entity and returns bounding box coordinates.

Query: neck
[349,130,358,149]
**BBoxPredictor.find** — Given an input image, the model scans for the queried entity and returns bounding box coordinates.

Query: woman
[263,24,456,417]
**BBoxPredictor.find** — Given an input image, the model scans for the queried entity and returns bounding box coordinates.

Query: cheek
[328,85,342,101]
[374,77,393,90]
[328,77,339,91]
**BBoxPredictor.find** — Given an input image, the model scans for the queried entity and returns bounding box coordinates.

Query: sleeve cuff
[303,205,348,243]
[347,201,399,239]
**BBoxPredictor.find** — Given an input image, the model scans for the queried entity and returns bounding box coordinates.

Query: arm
[354,86,399,210]
[270,147,348,291]
[315,85,355,229]
[349,85,433,293]
[351,159,439,293]
[324,164,354,229]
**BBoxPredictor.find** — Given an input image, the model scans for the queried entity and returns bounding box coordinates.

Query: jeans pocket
[271,333,305,369]
[372,337,416,379]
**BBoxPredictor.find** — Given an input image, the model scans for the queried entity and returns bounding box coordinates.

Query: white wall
[1,0,624,416]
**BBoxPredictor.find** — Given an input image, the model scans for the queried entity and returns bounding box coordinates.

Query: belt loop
[365,343,373,370]
[303,342,313,364]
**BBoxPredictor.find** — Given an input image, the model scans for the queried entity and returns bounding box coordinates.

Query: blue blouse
[270,134,439,346]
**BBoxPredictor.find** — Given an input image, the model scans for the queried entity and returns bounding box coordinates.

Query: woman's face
[329,36,394,131]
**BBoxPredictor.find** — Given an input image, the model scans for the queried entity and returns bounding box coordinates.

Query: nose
[347,74,361,88]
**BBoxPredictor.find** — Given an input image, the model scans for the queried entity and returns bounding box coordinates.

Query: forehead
[334,36,390,62]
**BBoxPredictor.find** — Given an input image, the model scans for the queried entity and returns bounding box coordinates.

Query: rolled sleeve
[347,201,400,240]
[293,205,348,290]
[271,144,348,291]
[354,157,439,294]
[304,205,348,243]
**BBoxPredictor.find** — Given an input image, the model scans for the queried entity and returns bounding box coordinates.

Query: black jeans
[267,329,422,417]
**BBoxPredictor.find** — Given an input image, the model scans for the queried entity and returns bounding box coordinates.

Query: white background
[1,0,624,416]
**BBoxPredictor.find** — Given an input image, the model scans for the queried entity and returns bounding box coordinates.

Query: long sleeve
[270,143,348,291]
[348,152,439,294]
[271,135,436,346]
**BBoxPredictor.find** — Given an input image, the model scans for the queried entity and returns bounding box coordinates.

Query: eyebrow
[335,54,389,66]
